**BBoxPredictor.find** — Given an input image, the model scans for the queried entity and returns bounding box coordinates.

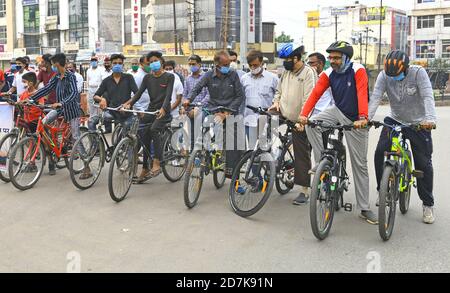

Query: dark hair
[42,54,52,64]
[228,50,238,58]
[214,50,230,64]
[309,52,326,65]
[147,51,163,60]
[22,72,37,85]
[139,56,146,64]
[164,60,176,68]
[50,53,67,67]
[24,56,31,63]
[16,57,28,65]
[247,50,264,63]
[110,53,126,62]
[188,54,202,64]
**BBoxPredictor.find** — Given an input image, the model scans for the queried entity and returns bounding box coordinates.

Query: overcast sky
[262,0,413,42]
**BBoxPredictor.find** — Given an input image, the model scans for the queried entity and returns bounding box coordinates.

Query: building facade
[409,0,450,60]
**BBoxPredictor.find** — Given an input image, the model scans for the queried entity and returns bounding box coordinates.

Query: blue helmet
[278,43,294,59]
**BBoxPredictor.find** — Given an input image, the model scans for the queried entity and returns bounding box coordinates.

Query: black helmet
[384,50,409,77]
[326,41,354,59]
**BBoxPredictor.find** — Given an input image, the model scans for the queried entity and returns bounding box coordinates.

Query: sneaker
[423,206,435,224]
[359,210,379,225]
[308,164,319,175]
[79,167,93,180]
[236,186,247,195]
[293,193,309,206]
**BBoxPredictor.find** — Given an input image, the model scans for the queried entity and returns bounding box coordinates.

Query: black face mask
[283,60,294,71]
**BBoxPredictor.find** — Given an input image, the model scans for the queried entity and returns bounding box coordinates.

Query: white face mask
[251,66,263,76]
[230,62,238,70]
[166,70,174,74]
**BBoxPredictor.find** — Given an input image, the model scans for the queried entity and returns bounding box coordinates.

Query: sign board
[0,52,14,61]
[248,0,256,43]
[307,10,320,28]
[331,7,349,16]
[131,0,142,45]
[360,7,387,25]
[64,42,80,52]
[13,48,27,58]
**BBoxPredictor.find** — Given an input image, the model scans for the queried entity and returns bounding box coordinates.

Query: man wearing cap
[269,45,317,206]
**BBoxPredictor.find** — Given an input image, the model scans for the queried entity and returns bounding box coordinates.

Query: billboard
[307,11,320,28]
[360,7,387,25]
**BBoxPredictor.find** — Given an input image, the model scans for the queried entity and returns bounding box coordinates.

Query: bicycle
[8,103,74,191]
[108,107,188,203]
[308,121,355,241]
[183,105,233,209]
[372,120,435,241]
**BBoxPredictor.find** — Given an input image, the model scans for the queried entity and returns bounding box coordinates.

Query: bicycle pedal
[412,170,424,179]
[344,203,353,212]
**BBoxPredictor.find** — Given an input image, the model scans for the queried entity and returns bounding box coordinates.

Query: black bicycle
[308,121,354,241]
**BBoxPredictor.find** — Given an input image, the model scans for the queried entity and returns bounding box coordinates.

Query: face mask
[230,62,238,70]
[166,70,174,74]
[283,60,294,71]
[143,65,151,73]
[131,65,139,72]
[69,68,76,73]
[16,65,23,72]
[190,65,200,73]
[51,65,58,73]
[392,72,406,81]
[219,66,231,75]
[112,64,123,73]
[251,66,263,76]
[91,61,98,68]
[335,55,352,74]
[11,65,18,72]
[150,61,162,72]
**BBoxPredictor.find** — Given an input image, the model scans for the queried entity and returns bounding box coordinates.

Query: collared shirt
[170,72,184,118]
[189,69,244,113]
[12,69,30,96]
[183,72,209,107]
[31,71,81,122]
[101,68,113,80]
[74,72,84,94]
[95,73,139,108]
[131,68,150,112]
[274,65,317,122]
[87,67,104,95]
[241,70,279,127]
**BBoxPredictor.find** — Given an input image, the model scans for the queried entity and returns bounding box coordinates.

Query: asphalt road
[0,106,449,273]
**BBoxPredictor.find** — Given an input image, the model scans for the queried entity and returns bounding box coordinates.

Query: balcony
[45,16,59,31]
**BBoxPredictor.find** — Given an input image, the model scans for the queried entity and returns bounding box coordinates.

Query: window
[444,15,450,27]
[0,26,6,44]
[417,15,435,29]
[416,40,436,59]
[0,0,6,18]
[48,0,59,17]
[23,4,41,54]
[442,40,450,58]
[69,0,89,49]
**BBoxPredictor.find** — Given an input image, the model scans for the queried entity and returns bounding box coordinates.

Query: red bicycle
[8,103,73,191]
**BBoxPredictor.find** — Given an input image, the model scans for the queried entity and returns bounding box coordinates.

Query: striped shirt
[183,72,210,107]
[31,71,81,122]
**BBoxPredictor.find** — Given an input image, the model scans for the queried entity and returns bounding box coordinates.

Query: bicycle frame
[385,131,414,194]
[34,115,71,161]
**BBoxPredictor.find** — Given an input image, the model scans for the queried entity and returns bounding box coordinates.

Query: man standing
[102,56,113,133]
[307,53,334,115]
[6,57,30,97]
[269,44,317,206]
[87,56,104,128]
[299,41,377,225]
[242,50,278,149]
[67,62,84,94]
[127,58,140,76]
[164,60,184,121]
[228,50,246,78]
[164,60,185,86]
[130,56,150,112]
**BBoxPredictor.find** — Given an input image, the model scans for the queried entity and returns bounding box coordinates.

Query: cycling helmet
[278,43,294,59]
[326,41,354,59]
[384,50,410,77]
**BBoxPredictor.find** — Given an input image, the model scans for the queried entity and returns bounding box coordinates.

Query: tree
[275,31,294,43]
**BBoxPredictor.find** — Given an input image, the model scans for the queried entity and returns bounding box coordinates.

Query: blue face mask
[190,65,200,73]
[150,61,162,72]
[10,65,18,72]
[336,55,352,74]
[112,64,123,73]
[392,72,406,81]
[91,61,98,68]
[51,65,58,73]
[219,66,231,75]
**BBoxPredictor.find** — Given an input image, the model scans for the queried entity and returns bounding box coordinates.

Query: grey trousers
[43,110,81,143]
[306,106,370,211]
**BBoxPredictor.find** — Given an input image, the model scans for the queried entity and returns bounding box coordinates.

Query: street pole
[313,27,316,52]
[335,15,338,41]
[173,0,179,55]
[378,0,383,71]
[360,32,363,64]
[240,0,249,70]
[365,27,369,67]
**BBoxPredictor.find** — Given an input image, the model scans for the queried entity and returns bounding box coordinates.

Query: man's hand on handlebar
[51,103,62,109]
[354,119,368,129]
[99,98,108,110]
[420,121,436,131]
[156,108,166,120]
[268,101,280,113]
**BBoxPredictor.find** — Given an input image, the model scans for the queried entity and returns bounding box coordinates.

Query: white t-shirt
[12,69,30,96]
[86,67,104,95]
[101,68,113,80]
[169,72,184,118]
[132,68,150,112]
[74,72,84,94]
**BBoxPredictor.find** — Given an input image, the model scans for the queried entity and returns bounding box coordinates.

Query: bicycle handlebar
[93,104,160,116]
[370,121,437,131]
[308,120,355,131]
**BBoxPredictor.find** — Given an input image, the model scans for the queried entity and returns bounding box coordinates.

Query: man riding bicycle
[369,50,437,224]
[299,41,377,225]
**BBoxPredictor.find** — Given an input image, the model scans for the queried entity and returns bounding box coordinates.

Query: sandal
[149,168,162,178]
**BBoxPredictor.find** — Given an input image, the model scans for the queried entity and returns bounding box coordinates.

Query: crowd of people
[0,41,438,226]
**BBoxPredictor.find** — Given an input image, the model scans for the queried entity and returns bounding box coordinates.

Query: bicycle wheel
[399,156,412,215]
[162,130,187,182]
[275,140,295,195]
[8,137,46,191]
[69,132,105,190]
[213,151,226,189]
[111,124,123,146]
[108,137,136,203]
[0,132,20,183]
[183,150,204,208]
[229,151,275,218]
[379,165,397,241]
[310,159,337,241]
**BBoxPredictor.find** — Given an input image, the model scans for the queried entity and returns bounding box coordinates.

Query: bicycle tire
[108,137,136,203]
[69,132,105,190]
[162,130,187,183]
[310,159,336,241]
[213,151,226,189]
[379,165,397,241]
[0,132,20,183]
[111,124,123,146]
[183,150,204,209]
[275,140,295,195]
[8,137,46,191]
[229,151,275,218]
[399,153,412,215]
